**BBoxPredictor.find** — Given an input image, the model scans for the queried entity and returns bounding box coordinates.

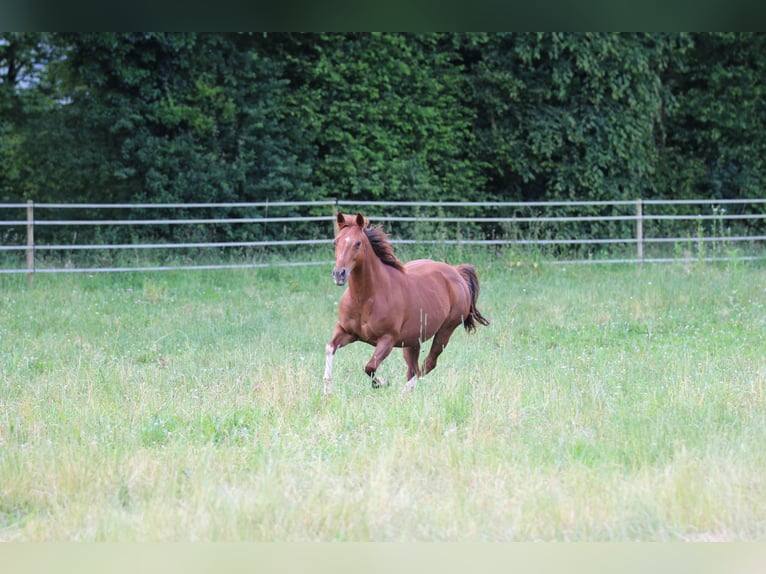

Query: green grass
[1,256,765,541]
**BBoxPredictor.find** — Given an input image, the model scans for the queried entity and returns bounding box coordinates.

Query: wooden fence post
[26,200,35,287]
[636,198,644,263]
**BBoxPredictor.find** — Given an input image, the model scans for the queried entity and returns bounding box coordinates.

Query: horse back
[403,259,472,315]
[404,258,457,277]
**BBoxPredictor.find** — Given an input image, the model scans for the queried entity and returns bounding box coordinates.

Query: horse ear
[336,212,345,227]
[355,213,365,228]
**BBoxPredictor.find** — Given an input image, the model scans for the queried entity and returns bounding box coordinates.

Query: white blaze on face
[339,236,352,258]
[335,236,351,263]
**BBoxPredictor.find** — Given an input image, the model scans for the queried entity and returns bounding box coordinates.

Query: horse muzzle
[332,267,349,286]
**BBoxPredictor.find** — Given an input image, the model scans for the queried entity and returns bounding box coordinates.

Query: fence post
[26,200,35,287]
[636,198,644,263]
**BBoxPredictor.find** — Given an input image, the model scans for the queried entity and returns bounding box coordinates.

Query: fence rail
[1,199,765,284]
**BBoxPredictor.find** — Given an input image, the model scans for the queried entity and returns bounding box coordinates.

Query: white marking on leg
[403,375,418,393]
[323,344,334,395]
[372,375,389,388]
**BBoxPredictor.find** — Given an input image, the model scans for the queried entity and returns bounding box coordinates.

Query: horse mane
[364,224,406,272]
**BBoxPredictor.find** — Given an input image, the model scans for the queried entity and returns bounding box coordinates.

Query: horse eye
[354,241,362,249]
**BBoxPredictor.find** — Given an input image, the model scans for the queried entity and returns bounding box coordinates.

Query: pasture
[1,254,765,541]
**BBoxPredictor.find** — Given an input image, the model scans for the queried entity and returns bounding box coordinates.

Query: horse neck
[349,247,390,298]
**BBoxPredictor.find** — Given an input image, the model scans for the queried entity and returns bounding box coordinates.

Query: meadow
[1,252,765,541]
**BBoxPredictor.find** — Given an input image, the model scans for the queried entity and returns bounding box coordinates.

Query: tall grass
[1,256,765,540]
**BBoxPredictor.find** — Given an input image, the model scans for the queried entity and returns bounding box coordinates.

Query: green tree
[658,32,766,200]
[0,32,62,200]
[16,32,315,205]
[465,32,684,202]
[297,33,485,202]
[3,32,765,246]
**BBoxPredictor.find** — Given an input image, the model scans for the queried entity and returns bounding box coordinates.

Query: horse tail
[457,264,490,333]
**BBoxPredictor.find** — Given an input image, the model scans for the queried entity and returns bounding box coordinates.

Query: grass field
[1,253,765,541]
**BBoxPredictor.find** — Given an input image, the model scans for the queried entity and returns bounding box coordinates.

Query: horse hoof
[371,376,388,388]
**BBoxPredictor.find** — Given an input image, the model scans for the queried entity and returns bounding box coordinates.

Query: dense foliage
[2,33,764,207]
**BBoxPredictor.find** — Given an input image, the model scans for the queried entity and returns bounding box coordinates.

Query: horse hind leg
[402,344,421,392]
[423,322,460,376]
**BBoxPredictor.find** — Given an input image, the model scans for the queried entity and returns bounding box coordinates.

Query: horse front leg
[366,335,395,388]
[324,325,357,395]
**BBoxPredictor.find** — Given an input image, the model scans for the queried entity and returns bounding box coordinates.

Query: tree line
[2,32,764,209]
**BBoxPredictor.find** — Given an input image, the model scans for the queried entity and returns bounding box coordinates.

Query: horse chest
[340,294,391,344]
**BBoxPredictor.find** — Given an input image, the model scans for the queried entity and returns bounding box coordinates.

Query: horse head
[332,212,367,286]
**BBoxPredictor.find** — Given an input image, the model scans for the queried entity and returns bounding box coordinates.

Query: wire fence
[1,198,765,284]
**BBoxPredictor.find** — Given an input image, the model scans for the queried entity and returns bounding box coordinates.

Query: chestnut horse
[323,212,489,394]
